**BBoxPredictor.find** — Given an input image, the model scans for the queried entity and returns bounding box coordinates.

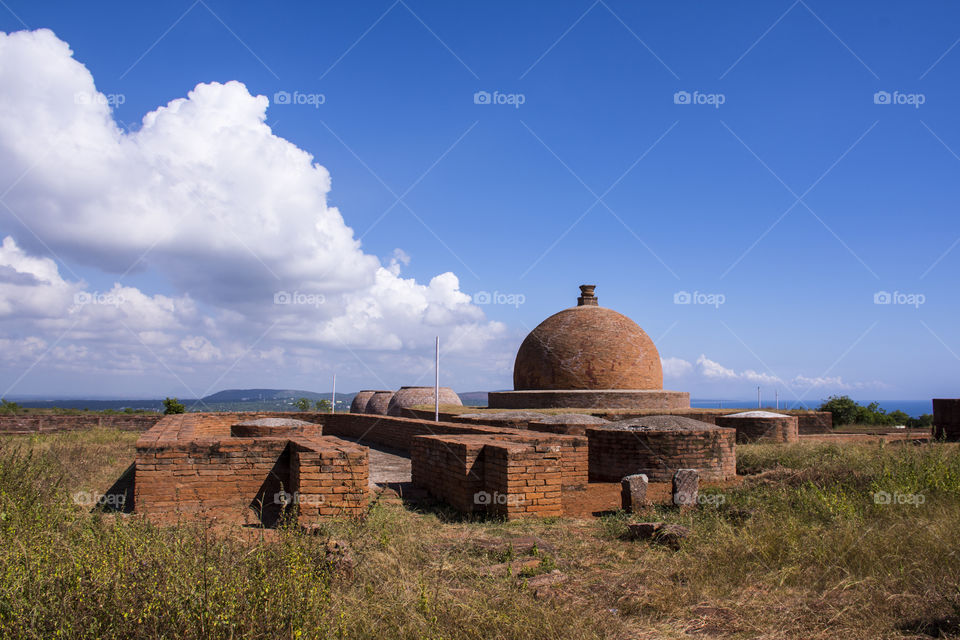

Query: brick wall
[289,437,368,523]
[0,414,162,435]
[585,426,736,482]
[412,434,564,519]
[134,413,367,524]
[411,435,487,514]
[483,441,563,519]
[325,413,587,493]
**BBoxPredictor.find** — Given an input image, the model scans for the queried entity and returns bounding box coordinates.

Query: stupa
[488,285,690,410]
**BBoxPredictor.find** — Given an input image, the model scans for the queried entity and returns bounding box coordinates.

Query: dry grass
[0,431,958,639]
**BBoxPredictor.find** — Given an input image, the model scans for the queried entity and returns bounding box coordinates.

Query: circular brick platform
[387,386,462,416]
[364,391,394,415]
[587,416,736,482]
[715,411,799,444]
[488,389,689,410]
[230,418,317,438]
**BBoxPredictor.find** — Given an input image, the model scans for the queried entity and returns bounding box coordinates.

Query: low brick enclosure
[410,407,833,435]
[322,412,588,495]
[585,419,737,483]
[715,411,800,444]
[933,399,960,441]
[411,434,569,518]
[0,414,162,435]
[134,411,588,523]
[135,413,368,525]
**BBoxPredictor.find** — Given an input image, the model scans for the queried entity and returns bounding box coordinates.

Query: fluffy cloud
[0,29,506,392]
[695,354,781,384]
[661,356,693,378]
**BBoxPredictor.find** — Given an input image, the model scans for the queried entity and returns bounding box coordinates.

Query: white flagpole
[435,336,440,422]
[331,374,336,413]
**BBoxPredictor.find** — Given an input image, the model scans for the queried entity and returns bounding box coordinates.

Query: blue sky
[0,1,958,406]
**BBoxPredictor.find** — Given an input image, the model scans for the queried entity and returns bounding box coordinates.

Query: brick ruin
[132,408,748,523]
[715,411,800,444]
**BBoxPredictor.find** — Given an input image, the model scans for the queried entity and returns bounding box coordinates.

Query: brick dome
[513,285,662,391]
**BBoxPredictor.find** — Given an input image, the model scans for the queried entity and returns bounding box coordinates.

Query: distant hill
[201,389,333,403]
[458,391,490,407]
[12,388,503,412]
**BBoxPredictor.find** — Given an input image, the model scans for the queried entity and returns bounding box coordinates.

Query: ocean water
[691,399,934,418]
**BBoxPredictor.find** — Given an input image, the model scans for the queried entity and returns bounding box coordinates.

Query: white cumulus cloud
[0,28,507,393]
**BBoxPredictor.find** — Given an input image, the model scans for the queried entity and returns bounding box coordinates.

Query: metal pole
[331,374,336,413]
[757,386,761,408]
[435,336,440,422]
[776,390,779,411]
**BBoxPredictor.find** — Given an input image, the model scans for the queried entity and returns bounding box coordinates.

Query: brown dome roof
[513,285,662,391]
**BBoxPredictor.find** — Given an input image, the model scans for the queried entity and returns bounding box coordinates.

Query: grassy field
[0,429,958,639]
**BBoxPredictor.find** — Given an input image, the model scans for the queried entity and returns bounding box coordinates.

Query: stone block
[620,474,648,512]
[672,468,699,507]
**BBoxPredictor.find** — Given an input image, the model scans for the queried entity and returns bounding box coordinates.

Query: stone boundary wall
[135,413,367,525]
[586,425,736,482]
[0,414,162,435]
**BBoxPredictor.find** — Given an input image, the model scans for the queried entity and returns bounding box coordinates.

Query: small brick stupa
[488,285,690,410]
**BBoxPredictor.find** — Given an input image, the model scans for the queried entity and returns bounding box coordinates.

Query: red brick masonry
[0,414,162,435]
[135,413,367,526]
